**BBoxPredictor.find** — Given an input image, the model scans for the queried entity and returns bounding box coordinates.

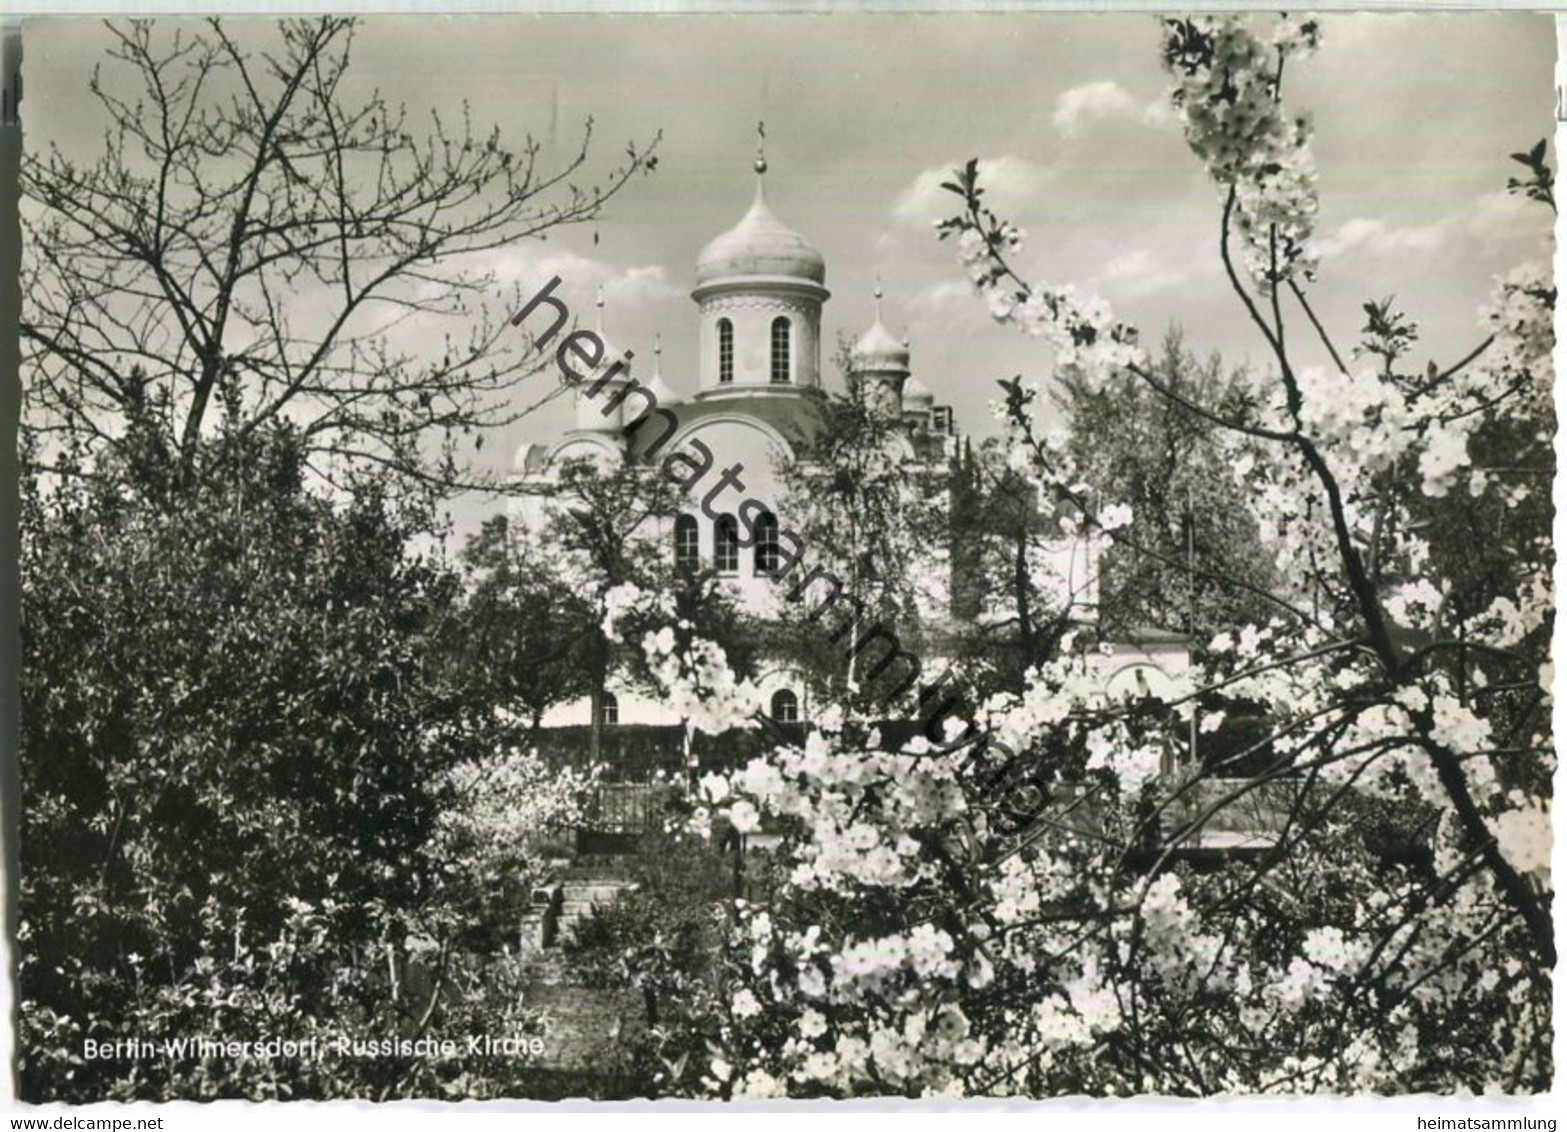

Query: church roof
[902,374,935,406]
[644,336,682,406]
[853,316,910,374]
[696,181,826,286]
[589,290,632,381]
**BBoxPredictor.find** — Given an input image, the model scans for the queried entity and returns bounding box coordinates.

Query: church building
[511,156,1189,732]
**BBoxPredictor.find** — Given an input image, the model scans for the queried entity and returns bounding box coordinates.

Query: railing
[534,723,810,780]
[582,783,669,834]
[1157,775,1302,852]
[573,782,676,855]
[1000,775,1303,859]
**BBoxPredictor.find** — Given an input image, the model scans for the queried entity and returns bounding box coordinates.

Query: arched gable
[547,433,624,468]
[669,412,796,468]
[1104,661,1178,702]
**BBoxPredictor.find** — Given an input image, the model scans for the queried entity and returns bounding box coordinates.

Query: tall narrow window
[770,688,800,723]
[932,405,953,436]
[718,318,734,384]
[600,692,619,726]
[674,514,699,570]
[714,515,740,574]
[754,510,780,575]
[770,316,791,384]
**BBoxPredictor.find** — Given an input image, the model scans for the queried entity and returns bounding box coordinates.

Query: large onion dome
[696,180,826,286]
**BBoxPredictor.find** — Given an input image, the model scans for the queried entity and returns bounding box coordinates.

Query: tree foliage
[452,513,597,731]
[1054,327,1277,639]
[671,15,1554,1097]
[16,18,666,1096]
[19,420,524,1099]
[21,17,658,491]
[529,456,759,762]
[770,344,949,710]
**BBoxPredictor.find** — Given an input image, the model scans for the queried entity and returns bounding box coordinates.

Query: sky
[23,13,1556,542]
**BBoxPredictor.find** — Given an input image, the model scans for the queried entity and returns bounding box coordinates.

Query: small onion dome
[644,334,682,406]
[588,288,633,383]
[901,374,935,408]
[575,290,632,432]
[593,337,633,380]
[853,317,911,374]
[696,182,826,286]
[644,371,680,406]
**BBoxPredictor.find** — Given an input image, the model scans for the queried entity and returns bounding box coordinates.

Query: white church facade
[510,159,1189,732]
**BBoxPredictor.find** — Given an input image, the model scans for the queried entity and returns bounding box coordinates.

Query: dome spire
[694,135,826,288]
[644,330,682,407]
[590,285,632,374]
[853,283,910,377]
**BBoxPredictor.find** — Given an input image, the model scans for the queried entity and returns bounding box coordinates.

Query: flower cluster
[1161,15,1322,290]
[602,581,759,735]
[658,14,1554,1101]
[940,169,1145,391]
[1473,261,1556,415]
[430,747,600,890]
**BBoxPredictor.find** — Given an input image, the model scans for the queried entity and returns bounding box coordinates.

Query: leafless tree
[22,17,659,490]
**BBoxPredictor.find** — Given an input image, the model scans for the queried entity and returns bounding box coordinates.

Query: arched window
[770,316,791,384]
[753,510,780,575]
[714,515,740,574]
[674,514,699,570]
[717,318,734,384]
[770,688,800,723]
[600,692,619,726]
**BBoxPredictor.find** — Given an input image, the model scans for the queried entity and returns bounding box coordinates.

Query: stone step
[563,880,638,901]
[519,876,640,950]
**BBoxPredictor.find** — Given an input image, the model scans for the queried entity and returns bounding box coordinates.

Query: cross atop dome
[689,131,829,394]
[693,133,826,288]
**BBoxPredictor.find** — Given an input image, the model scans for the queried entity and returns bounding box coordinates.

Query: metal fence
[582,782,668,834]
[573,782,675,854]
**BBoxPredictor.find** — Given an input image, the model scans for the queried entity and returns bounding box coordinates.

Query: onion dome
[576,288,632,432]
[853,318,910,373]
[644,334,682,406]
[589,287,632,379]
[852,286,911,374]
[696,178,826,286]
[901,374,935,408]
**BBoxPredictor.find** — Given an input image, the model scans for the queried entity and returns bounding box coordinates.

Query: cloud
[890,155,1056,226]
[1316,190,1548,265]
[1315,216,1448,261]
[606,263,683,306]
[1052,81,1175,138]
[1466,189,1551,246]
[471,244,682,308]
[896,277,997,336]
[1090,247,1197,299]
[909,278,974,317]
